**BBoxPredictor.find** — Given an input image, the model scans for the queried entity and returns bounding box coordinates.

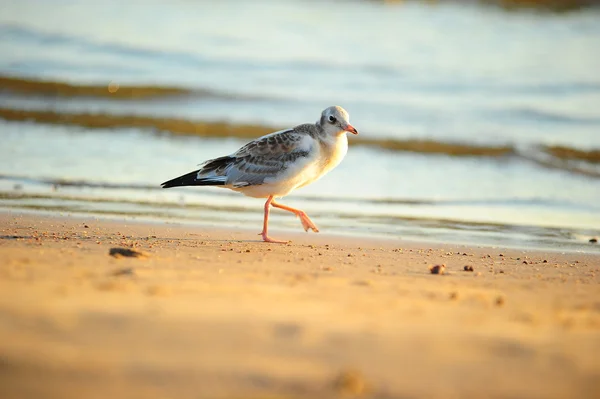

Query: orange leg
[271,200,319,233]
[259,196,287,243]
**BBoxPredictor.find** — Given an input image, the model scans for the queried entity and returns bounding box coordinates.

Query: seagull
[161,106,358,243]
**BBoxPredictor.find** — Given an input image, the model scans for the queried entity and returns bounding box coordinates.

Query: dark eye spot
[328,115,337,123]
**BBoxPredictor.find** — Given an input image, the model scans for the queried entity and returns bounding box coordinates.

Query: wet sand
[0,212,599,399]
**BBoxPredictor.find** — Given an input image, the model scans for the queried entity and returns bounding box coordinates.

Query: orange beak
[345,124,359,135]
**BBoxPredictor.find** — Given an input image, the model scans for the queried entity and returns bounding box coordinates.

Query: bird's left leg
[259,196,288,243]
[270,200,319,233]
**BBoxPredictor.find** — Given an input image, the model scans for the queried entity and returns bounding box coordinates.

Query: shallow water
[1,0,599,250]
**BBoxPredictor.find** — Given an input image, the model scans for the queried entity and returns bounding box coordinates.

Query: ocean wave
[4,74,600,105]
[501,107,600,125]
[0,26,407,79]
[0,75,254,101]
[518,147,600,179]
[0,24,210,69]
[1,107,599,178]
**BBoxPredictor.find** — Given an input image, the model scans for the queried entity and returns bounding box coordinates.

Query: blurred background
[1,0,599,250]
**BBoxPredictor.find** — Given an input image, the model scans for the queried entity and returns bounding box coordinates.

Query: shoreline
[2,208,599,255]
[1,211,599,398]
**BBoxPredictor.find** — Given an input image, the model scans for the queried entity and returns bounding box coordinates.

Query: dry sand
[0,212,599,399]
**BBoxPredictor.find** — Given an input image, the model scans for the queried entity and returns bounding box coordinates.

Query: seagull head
[319,106,358,136]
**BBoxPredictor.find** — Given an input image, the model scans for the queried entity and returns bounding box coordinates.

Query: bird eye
[328,115,337,123]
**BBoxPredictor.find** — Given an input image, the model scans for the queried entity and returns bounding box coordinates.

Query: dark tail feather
[161,170,225,188]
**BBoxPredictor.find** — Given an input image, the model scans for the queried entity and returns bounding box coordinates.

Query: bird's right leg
[259,196,288,244]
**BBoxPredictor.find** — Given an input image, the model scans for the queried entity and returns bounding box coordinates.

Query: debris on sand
[464,265,474,272]
[429,264,446,275]
[495,296,505,306]
[332,369,367,395]
[109,247,148,259]
[590,237,598,244]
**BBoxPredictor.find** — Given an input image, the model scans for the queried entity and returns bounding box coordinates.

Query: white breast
[296,134,348,189]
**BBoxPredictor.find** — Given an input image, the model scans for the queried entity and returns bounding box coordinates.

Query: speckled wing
[196,125,317,188]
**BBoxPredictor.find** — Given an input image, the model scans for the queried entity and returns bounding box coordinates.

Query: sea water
[1,0,599,250]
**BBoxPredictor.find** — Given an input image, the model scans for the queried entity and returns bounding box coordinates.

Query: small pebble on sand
[109,247,148,258]
[429,264,446,275]
[464,265,474,272]
[332,369,367,395]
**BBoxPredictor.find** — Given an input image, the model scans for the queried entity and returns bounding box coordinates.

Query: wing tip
[161,170,227,189]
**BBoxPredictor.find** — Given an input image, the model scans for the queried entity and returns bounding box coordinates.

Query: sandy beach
[2,0,600,397]
[0,211,598,399]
